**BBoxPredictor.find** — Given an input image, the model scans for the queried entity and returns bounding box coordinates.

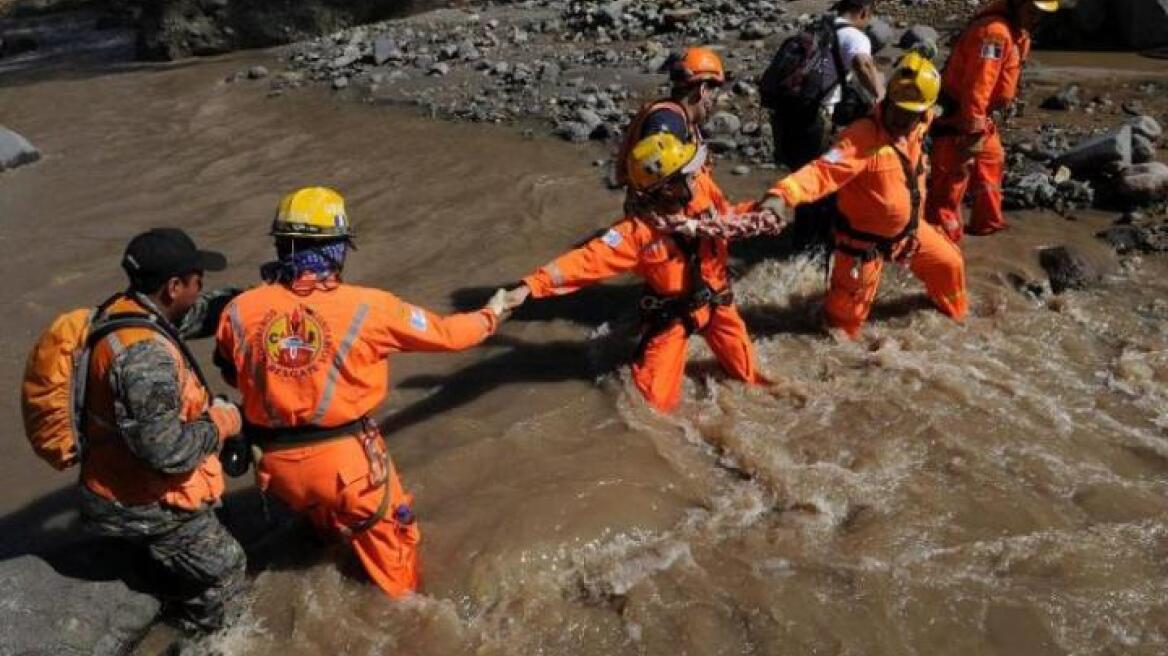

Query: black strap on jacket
[244,417,367,447]
[635,235,734,358]
[832,131,925,262]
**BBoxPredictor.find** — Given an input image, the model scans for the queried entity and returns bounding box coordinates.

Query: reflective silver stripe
[547,262,564,288]
[227,303,249,360]
[232,304,281,427]
[309,303,370,424]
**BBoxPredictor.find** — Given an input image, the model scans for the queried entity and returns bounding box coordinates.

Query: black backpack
[760,15,847,111]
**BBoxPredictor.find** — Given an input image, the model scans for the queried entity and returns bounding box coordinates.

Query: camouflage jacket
[81,289,240,528]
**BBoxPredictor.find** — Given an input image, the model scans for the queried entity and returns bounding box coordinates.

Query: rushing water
[2,51,1167,655]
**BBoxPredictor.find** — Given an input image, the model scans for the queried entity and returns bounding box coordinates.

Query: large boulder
[1117,162,1168,205]
[1114,0,1168,50]
[1042,0,1168,49]
[0,125,40,171]
[1054,126,1132,176]
[0,555,160,656]
[1038,246,1099,294]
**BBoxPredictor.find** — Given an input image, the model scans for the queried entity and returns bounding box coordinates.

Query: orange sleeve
[990,32,1025,112]
[955,21,1011,134]
[374,292,496,354]
[767,125,871,207]
[523,219,644,299]
[213,300,240,388]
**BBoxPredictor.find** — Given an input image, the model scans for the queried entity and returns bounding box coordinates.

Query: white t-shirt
[823,18,872,110]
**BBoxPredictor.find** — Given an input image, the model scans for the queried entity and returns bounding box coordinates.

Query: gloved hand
[485,288,512,321]
[758,194,796,229]
[503,285,531,311]
[208,397,243,440]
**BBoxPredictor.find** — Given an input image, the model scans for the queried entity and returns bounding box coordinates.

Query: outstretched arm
[521,219,643,299]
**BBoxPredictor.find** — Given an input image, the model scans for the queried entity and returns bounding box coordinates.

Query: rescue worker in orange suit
[502,134,791,413]
[760,53,968,338]
[926,0,1059,241]
[613,46,725,191]
[214,187,512,597]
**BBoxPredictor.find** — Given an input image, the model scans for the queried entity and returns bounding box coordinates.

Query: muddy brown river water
[2,52,1168,655]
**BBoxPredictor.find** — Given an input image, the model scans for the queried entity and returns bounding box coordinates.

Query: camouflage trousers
[79,487,248,634]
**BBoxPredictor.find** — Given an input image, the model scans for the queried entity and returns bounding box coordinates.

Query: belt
[244,418,366,447]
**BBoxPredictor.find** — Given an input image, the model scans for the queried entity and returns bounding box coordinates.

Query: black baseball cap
[122,228,227,288]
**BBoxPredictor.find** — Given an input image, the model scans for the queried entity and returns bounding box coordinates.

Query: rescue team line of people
[18,0,1057,635]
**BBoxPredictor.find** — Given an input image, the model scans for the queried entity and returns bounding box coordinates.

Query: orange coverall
[770,109,968,337]
[216,282,497,597]
[927,2,1031,240]
[523,175,765,412]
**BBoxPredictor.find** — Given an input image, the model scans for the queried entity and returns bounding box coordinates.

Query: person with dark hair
[927,0,1059,240]
[78,228,248,634]
[765,0,885,171]
[215,187,511,598]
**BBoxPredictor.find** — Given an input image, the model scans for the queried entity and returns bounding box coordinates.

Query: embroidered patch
[601,228,623,248]
[409,307,428,332]
[823,148,844,164]
[261,306,332,376]
[980,40,1004,60]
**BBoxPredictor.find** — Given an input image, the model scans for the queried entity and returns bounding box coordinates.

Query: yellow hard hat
[1032,0,1059,12]
[271,186,353,239]
[626,133,707,192]
[887,51,941,113]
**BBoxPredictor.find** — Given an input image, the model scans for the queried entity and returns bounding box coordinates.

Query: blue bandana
[282,240,347,277]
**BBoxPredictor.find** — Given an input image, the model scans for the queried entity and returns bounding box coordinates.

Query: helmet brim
[893,100,934,113]
[1033,0,1058,12]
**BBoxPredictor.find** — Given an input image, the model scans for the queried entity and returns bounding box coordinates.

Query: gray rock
[1129,115,1163,140]
[575,108,604,131]
[554,120,593,142]
[1040,84,1081,111]
[428,62,451,76]
[1133,134,1157,165]
[866,16,896,53]
[707,111,742,136]
[1118,162,1168,204]
[1038,246,1099,294]
[373,37,403,65]
[247,65,269,79]
[332,75,349,90]
[732,164,751,176]
[0,126,40,171]
[740,21,773,40]
[1096,225,1149,254]
[458,40,481,61]
[0,555,160,656]
[1055,126,1132,175]
[898,24,939,51]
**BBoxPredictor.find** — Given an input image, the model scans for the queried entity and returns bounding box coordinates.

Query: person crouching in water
[760,53,968,338]
[214,187,511,597]
[502,134,789,412]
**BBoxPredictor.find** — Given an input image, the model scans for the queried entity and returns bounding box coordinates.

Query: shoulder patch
[601,228,624,249]
[409,307,428,332]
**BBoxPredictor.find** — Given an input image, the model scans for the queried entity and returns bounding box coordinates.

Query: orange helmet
[670,47,725,87]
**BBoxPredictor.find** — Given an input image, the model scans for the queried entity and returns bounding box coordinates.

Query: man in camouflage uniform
[78,228,248,633]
